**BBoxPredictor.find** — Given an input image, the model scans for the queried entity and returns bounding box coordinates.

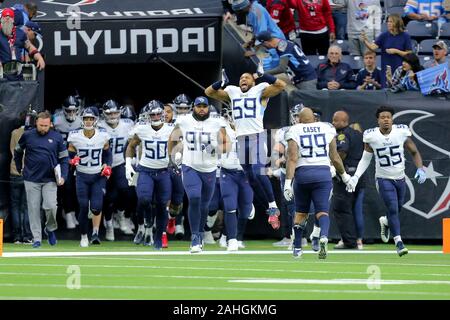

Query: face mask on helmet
[149,108,164,126]
[175,103,191,115]
[104,110,120,125]
[290,104,303,125]
[173,94,192,115]
[222,108,234,127]
[63,96,80,122]
[81,108,98,130]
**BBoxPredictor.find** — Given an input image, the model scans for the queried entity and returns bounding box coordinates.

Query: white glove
[284,179,294,201]
[125,157,136,186]
[341,172,351,184]
[346,175,359,193]
[174,152,183,167]
[330,165,336,178]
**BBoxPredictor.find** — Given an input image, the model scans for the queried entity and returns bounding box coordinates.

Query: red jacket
[288,0,335,34]
[266,0,296,36]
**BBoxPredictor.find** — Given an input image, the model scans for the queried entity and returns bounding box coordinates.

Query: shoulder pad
[394,124,409,130]
[98,127,108,132]
[165,122,175,127]
[363,128,376,135]
[122,118,134,125]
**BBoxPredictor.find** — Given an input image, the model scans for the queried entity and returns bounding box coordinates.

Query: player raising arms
[125,100,174,249]
[168,96,230,253]
[67,107,112,247]
[205,69,286,229]
[284,107,351,259]
[346,105,426,256]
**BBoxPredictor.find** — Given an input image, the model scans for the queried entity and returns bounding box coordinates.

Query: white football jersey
[286,122,336,168]
[363,124,411,179]
[274,126,291,174]
[53,111,82,142]
[67,128,110,174]
[177,114,226,173]
[133,123,174,169]
[220,124,243,171]
[98,119,134,167]
[224,83,269,137]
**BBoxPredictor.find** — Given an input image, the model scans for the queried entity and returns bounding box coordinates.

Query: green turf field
[1,240,449,300]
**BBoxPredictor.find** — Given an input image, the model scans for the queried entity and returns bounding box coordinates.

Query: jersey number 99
[299,134,327,158]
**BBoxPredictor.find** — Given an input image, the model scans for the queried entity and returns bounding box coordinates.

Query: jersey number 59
[232,98,257,120]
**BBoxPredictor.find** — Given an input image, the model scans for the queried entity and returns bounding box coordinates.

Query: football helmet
[102,99,121,125]
[145,100,165,126]
[81,106,99,130]
[62,95,80,122]
[120,105,136,122]
[290,103,303,125]
[173,93,192,115]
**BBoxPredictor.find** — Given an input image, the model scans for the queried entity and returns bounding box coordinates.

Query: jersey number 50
[232,98,257,120]
[144,141,167,159]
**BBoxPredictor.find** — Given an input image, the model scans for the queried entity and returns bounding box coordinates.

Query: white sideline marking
[0,283,449,297]
[229,279,450,285]
[0,250,443,258]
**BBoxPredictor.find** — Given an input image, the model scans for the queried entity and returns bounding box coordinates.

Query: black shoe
[90,232,101,245]
[22,238,33,245]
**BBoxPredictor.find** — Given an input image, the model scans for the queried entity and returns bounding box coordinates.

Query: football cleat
[227,239,239,252]
[203,231,216,244]
[301,237,308,247]
[105,226,114,241]
[65,212,77,229]
[175,223,185,240]
[266,207,280,230]
[357,239,364,250]
[134,230,144,245]
[166,217,176,235]
[273,237,292,247]
[219,234,227,248]
[90,232,101,245]
[311,236,320,252]
[143,228,153,246]
[237,240,246,249]
[318,237,328,259]
[396,241,409,257]
[80,235,89,248]
[379,216,390,243]
[190,245,202,253]
[44,228,57,246]
[162,232,168,248]
[293,247,303,258]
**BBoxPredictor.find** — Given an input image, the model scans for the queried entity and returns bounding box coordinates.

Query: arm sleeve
[354,150,373,178]
[57,136,69,181]
[102,146,113,166]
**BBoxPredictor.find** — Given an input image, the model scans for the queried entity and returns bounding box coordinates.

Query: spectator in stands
[9,109,36,244]
[316,44,356,89]
[0,8,45,80]
[288,0,336,55]
[266,0,297,40]
[404,0,447,23]
[424,40,448,68]
[361,14,412,87]
[387,52,423,92]
[356,50,383,90]
[343,0,382,56]
[14,111,69,248]
[256,31,317,90]
[222,0,235,22]
[12,2,37,27]
[231,0,285,69]
[331,0,347,40]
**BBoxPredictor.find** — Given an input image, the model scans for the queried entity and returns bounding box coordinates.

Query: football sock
[224,210,238,240]
[318,215,330,238]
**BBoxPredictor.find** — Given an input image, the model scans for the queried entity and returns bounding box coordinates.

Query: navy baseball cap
[25,20,42,36]
[256,31,273,43]
[232,0,251,12]
[194,96,209,106]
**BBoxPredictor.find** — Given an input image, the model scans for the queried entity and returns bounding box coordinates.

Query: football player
[53,95,82,229]
[346,105,426,256]
[98,100,135,240]
[205,70,286,230]
[67,107,112,247]
[284,107,351,259]
[168,96,229,253]
[125,100,174,249]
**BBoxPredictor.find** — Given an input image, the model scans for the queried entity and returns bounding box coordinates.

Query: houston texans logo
[41,0,99,6]
[394,110,450,219]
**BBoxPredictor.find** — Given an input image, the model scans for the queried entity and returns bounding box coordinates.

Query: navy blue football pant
[220,168,254,240]
[280,172,295,238]
[237,132,275,204]
[376,178,406,238]
[57,167,78,214]
[181,165,216,242]
[170,168,184,207]
[76,172,106,235]
[103,163,132,221]
[136,167,171,242]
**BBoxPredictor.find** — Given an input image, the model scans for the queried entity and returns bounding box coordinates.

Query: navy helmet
[173,93,192,115]
[81,106,99,130]
[62,95,81,122]
[145,100,165,126]
[102,99,121,125]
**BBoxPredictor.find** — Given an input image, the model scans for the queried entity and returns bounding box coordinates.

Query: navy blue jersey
[355,67,383,90]
[336,126,364,168]
[275,39,316,83]
[15,129,69,183]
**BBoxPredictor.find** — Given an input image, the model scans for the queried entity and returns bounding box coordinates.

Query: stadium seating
[419,54,433,66]
[439,22,450,39]
[306,55,327,69]
[334,39,350,55]
[406,21,439,40]
[384,0,407,20]
[341,55,365,72]
[418,39,450,54]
